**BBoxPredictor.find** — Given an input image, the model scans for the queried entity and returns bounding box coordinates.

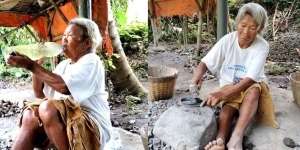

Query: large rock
[153,105,217,150]
[105,127,145,150]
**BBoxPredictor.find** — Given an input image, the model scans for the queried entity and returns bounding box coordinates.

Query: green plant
[119,23,148,43]
[125,95,141,111]
[0,26,37,79]
[119,23,148,53]
[99,53,120,71]
[0,63,30,78]
[111,0,128,27]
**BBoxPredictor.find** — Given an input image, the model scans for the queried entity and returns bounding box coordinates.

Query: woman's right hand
[191,77,203,87]
[36,58,44,65]
[7,51,34,70]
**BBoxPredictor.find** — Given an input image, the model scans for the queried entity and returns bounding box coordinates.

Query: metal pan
[180,97,203,106]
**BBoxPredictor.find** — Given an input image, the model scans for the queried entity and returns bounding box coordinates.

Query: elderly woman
[192,3,277,150]
[7,18,111,150]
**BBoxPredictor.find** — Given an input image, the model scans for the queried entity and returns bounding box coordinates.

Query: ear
[84,38,92,48]
[257,26,263,34]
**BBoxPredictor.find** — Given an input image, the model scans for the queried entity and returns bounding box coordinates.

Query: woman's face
[62,24,89,60]
[237,14,259,48]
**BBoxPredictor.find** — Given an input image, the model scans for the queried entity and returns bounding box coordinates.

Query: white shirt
[43,53,111,149]
[202,31,269,87]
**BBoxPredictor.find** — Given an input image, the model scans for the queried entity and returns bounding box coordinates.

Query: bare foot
[204,138,225,150]
[227,134,243,150]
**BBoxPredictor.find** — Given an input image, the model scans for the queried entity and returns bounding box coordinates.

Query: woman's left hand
[7,52,34,70]
[205,90,225,107]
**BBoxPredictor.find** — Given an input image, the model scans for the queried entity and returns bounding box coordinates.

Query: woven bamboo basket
[290,72,300,107]
[148,65,178,101]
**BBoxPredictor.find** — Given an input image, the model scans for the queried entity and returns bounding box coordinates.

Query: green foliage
[228,0,241,16]
[125,95,142,111]
[157,17,216,44]
[119,23,148,42]
[0,27,37,48]
[111,0,128,27]
[98,53,120,71]
[158,17,183,43]
[0,63,29,78]
[0,27,37,79]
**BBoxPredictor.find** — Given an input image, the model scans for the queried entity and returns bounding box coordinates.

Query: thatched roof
[0,0,63,14]
[149,0,216,17]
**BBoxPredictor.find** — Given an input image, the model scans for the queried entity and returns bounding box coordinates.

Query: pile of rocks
[0,139,13,150]
[0,100,21,118]
[269,32,300,62]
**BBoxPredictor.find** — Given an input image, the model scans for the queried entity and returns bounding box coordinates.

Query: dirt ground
[147,29,300,149]
[0,25,299,150]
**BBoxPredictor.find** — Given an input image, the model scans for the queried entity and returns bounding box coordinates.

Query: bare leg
[227,87,260,150]
[205,105,238,150]
[39,101,69,150]
[12,109,41,150]
[217,105,238,141]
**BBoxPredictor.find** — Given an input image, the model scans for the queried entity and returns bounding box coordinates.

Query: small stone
[111,120,120,127]
[121,113,128,117]
[129,119,136,124]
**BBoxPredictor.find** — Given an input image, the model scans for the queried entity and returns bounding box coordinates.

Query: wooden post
[206,9,210,33]
[78,0,92,19]
[182,16,188,50]
[217,0,228,40]
[197,12,202,56]
[150,17,159,47]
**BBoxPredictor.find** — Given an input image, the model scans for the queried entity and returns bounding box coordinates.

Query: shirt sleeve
[201,37,226,74]
[61,59,102,102]
[245,49,269,82]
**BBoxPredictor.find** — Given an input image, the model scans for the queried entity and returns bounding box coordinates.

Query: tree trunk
[108,18,147,95]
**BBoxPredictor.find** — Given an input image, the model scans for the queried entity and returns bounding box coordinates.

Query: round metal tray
[180,97,203,106]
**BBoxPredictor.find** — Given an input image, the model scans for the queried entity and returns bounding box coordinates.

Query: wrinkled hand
[36,58,44,65]
[192,78,203,87]
[7,52,34,70]
[189,84,201,95]
[205,90,225,107]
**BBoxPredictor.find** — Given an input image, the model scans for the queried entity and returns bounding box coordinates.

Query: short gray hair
[69,18,102,52]
[235,3,268,35]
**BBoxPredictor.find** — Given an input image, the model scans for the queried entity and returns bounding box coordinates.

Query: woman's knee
[21,109,40,129]
[219,106,237,120]
[38,100,59,125]
[245,87,260,102]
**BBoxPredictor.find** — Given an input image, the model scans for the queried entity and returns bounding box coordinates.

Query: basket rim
[148,65,178,79]
[290,72,300,84]
[149,73,178,82]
